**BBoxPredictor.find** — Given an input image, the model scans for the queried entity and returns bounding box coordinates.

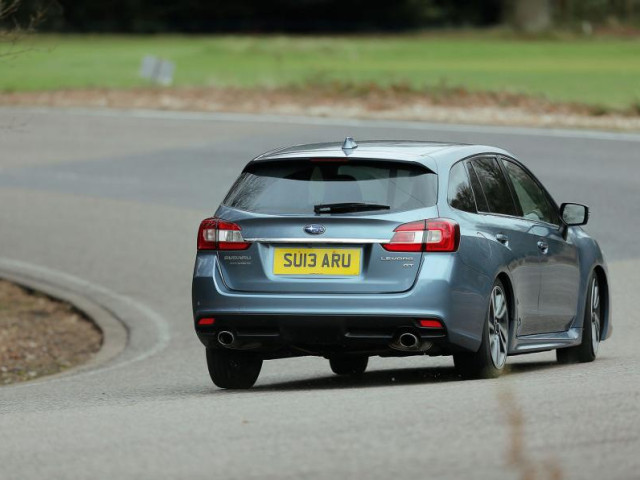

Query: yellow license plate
[273,248,361,276]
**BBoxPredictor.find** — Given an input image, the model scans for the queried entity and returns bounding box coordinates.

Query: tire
[557,271,601,364]
[454,278,510,379]
[329,356,368,376]
[206,348,263,389]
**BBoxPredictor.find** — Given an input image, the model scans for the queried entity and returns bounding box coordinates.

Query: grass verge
[4,84,640,131]
[1,33,639,110]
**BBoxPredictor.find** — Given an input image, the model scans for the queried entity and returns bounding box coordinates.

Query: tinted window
[223,160,438,214]
[467,162,490,212]
[502,160,559,225]
[470,157,517,216]
[448,162,476,212]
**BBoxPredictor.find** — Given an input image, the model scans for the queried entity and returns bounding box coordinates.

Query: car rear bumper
[192,253,491,355]
[195,313,451,357]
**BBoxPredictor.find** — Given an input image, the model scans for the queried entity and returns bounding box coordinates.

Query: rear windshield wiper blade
[313,202,391,214]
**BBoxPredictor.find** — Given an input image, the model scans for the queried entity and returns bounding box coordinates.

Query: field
[1,34,639,109]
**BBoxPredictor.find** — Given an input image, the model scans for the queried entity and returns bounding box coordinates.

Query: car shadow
[126,360,563,400]
[253,366,459,392]
[505,360,559,375]
[251,360,559,392]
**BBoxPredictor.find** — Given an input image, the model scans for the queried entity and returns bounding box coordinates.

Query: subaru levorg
[192,138,610,389]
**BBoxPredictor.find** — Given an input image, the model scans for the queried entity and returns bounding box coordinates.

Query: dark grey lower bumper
[195,313,455,357]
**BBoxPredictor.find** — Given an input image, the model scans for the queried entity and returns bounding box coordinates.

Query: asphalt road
[1,107,639,480]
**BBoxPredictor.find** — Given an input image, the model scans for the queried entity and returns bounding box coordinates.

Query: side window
[501,159,560,225]
[466,162,490,212]
[470,157,518,216]
[448,162,476,213]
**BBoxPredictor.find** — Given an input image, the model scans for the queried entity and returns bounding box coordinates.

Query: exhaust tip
[398,332,419,348]
[217,330,235,347]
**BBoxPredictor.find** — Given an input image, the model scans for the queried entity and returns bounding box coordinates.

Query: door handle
[537,240,549,253]
[496,233,509,245]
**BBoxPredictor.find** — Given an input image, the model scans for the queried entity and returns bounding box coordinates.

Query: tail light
[197,217,251,251]
[382,218,460,252]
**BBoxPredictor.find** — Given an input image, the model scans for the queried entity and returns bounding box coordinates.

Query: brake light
[197,217,251,251]
[382,218,460,252]
[198,218,218,250]
[425,219,460,252]
[310,158,349,163]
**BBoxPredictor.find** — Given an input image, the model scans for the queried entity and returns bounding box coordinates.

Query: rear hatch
[214,158,439,294]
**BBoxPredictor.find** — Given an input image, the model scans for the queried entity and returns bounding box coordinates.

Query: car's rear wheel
[454,279,509,379]
[206,348,263,389]
[557,272,601,364]
[329,356,368,376]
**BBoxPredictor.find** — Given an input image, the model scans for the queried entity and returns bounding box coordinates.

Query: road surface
[1,107,638,480]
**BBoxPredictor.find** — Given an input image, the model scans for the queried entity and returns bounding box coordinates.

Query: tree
[1,0,55,57]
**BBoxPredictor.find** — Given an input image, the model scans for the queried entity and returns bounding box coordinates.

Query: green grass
[1,33,639,108]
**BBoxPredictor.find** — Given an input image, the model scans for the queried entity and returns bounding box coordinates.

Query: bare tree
[1,0,51,57]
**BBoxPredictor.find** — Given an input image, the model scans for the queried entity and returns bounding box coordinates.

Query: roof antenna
[342,137,358,151]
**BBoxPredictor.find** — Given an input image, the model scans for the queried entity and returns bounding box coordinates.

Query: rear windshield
[223,159,438,215]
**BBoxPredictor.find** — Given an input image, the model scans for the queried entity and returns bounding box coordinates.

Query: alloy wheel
[488,285,509,369]
[590,276,601,356]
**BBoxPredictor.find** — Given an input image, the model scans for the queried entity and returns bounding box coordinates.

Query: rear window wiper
[313,202,391,214]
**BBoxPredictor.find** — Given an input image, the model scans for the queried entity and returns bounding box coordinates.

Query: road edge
[0,269,128,385]
[3,106,640,142]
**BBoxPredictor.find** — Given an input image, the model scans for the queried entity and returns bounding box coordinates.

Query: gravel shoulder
[2,86,640,132]
[0,279,102,385]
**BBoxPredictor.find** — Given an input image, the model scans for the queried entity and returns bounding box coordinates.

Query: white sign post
[139,56,175,86]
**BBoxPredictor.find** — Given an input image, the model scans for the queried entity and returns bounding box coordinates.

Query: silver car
[192,138,611,389]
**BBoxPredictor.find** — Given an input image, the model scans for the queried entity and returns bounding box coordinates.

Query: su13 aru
[192,138,610,389]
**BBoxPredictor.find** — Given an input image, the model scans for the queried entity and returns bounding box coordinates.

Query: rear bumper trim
[195,313,447,352]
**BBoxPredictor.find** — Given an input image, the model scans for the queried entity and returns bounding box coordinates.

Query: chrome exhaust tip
[217,330,236,347]
[398,332,419,348]
[390,331,432,352]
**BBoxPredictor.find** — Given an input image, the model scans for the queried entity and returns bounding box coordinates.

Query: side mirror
[560,203,589,226]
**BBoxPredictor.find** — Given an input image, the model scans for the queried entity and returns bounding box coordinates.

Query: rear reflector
[382,218,460,252]
[198,317,216,326]
[419,319,443,328]
[197,217,251,251]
